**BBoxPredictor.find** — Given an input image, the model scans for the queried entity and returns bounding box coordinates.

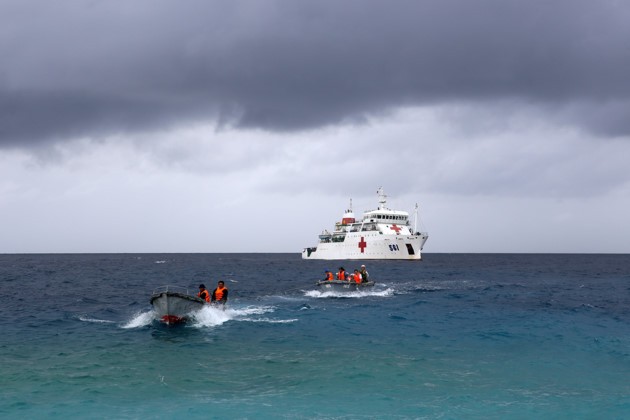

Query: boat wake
[304,287,394,299]
[121,310,156,328]
[120,304,295,329]
[189,305,232,327]
[192,305,297,326]
[77,315,117,324]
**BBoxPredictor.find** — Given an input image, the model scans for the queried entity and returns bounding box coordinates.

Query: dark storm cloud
[1,0,629,147]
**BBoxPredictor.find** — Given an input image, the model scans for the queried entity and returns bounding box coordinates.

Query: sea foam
[304,287,394,299]
[120,310,155,328]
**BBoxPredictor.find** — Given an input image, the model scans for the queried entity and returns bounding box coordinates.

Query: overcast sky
[1,0,629,253]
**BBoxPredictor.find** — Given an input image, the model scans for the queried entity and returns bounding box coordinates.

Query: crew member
[324,270,334,281]
[359,265,369,283]
[211,280,229,305]
[336,267,347,281]
[197,284,210,302]
[352,269,362,284]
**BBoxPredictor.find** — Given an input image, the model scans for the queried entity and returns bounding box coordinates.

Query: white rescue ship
[302,188,428,260]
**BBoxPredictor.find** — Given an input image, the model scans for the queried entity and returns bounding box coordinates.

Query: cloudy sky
[1,0,629,253]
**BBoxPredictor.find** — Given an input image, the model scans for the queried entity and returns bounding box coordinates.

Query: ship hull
[302,232,428,260]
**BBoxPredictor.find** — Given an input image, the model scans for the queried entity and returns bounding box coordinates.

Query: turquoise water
[1,253,629,418]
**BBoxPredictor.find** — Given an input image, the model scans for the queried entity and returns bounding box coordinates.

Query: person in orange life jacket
[352,269,362,284]
[336,267,347,281]
[211,280,228,305]
[324,270,334,281]
[197,284,210,302]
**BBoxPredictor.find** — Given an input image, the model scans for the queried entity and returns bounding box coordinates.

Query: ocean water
[1,253,629,419]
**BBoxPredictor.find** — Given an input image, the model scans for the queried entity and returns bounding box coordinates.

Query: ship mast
[377,187,388,210]
[414,203,419,234]
[341,198,355,226]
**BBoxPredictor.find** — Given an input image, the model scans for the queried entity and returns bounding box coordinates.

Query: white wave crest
[192,305,296,326]
[121,310,155,328]
[304,287,395,298]
[78,315,116,324]
[120,305,287,329]
[231,305,276,316]
[190,305,233,327]
[240,318,298,324]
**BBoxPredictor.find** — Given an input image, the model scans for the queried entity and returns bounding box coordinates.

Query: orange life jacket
[337,270,346,280]
[326,272,334,281]
[353,273,361,284]
[198,289,210,302]
[214,286,226,301]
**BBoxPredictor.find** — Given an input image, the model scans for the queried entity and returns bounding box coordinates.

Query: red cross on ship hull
[358,237,367,253]
[389,224,402,234]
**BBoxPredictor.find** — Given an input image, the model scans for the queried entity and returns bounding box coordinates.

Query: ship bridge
[362,210,409,224]
[362,187,410,225]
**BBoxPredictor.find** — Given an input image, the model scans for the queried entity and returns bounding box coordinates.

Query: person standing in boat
[359,265,369,283]
[197,284,210,302]
[336,267,347,281]
[211,280,228,305]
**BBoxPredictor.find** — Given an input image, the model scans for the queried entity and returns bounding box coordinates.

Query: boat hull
[149,288,206,324]
[315,280,375,291]
[303,232,428,260]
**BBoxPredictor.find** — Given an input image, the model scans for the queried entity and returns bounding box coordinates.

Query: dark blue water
[1,253,629,418]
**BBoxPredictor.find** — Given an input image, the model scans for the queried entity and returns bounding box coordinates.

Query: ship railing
[152,285,192,296]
